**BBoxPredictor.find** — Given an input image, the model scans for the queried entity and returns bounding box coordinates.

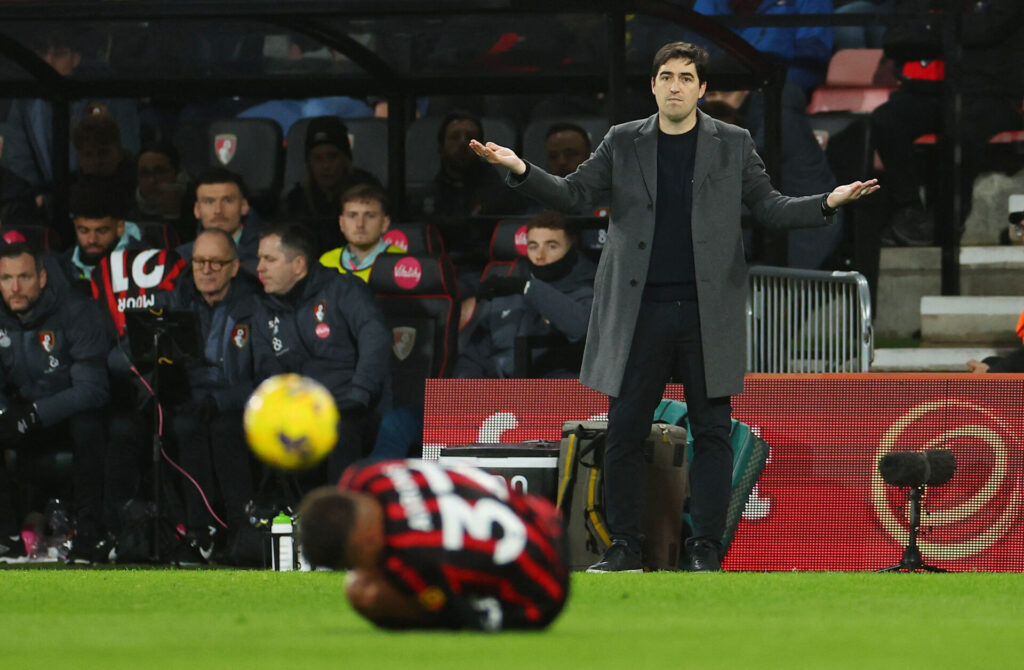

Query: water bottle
[271,512,294,571]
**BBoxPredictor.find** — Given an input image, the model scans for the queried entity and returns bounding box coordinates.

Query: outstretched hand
[826,179,880,209]
[469,139,527,175]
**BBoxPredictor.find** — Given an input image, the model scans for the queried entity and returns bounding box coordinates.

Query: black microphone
[878,449,956,487]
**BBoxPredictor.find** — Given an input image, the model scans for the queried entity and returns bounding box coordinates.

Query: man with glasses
[160,229,261,565]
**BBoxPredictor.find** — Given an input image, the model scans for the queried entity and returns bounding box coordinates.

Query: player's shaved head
[298,488,383,570]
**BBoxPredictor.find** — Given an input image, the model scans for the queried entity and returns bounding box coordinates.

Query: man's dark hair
[69,177,129,220]
[139,140,181,173]
[651,41,709,82]
[71,112,122,151]
[194,167,249,200]
[544,122,592,154]
[193,228,238,259]
[0,241,43,272]
[526,210,569,233]
[260,222,317,265]
[25,25,78,55]
[437,110,483,147]
[341,183,389,216]
[296,487,357,570]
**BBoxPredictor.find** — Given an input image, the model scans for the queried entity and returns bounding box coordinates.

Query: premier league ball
[244,374,339,471]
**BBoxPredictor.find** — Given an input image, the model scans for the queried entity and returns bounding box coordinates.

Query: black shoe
[0,534,28,564]
[882,207,934,247]
[586,541,644,573]
[686,539,722,572]
[66,533,102,565]
[171,527,216,567]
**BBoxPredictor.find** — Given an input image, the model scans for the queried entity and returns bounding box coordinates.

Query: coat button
[630,279,638,287]
[638,241,646,250]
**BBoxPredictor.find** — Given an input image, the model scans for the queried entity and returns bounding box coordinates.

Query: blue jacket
[0,284,111,426]
[251,264,391,409]
[155,272,258,412]
[693,0,833,92]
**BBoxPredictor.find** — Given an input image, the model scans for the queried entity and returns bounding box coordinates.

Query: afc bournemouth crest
[214,134,237,166]
[39,331,55,353]
[313,301,327,323]
[393,327,416,361]
[232,325,249,349]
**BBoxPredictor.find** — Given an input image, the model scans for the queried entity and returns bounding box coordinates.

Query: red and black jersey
[339,459,569,631]
[90,248,187,337]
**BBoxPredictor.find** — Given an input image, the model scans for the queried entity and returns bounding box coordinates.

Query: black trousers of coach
[605,299,733,553]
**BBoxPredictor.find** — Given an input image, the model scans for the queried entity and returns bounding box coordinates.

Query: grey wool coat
[508,110,836,398]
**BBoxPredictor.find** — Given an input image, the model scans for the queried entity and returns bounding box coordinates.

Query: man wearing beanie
[454,211,596,378]
[285,116,381,240]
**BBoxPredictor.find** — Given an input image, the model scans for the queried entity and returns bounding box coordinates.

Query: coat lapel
[693,109,719,194]
[633,113,659,204]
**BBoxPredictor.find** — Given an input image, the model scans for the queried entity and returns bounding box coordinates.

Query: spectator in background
[178,168,264,277]
[60,177,145,293]
[160,230,261,565]
[0,242,111,563]
[545,123,592,178]
[0,168,45,231]
[130,141,189,237]
[701,89,839,269]
[455,211,596,378]
[319,184,405,282]
[413,111,528,219]
[285,117,382,249]
[252,223,391,483]
[692,0,834,95]
[70,112,137,220]
[873,0,1024,246]
[2,28,140,199]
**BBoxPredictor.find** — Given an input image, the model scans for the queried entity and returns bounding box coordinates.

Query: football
[244,373,340,471]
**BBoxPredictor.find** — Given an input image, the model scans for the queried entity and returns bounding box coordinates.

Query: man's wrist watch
[821,193,838,217]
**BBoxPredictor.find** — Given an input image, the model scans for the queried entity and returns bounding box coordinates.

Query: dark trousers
[171,408,254,532]
[0,410,107,539]
[871,88,1022,215]
[605,299,733,551]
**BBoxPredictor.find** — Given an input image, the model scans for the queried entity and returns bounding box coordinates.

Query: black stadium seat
[521,115,610,168]
[206,118,283,214]
[368,253,460,407]
[282,116,388,196]
[405,115,518,189]
[381,222,446,256]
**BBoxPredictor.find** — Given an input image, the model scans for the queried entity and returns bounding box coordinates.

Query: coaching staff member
[252,223,391,483]
[471,41,878,572]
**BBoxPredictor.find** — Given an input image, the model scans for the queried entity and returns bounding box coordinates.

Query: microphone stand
[878,486,947,573]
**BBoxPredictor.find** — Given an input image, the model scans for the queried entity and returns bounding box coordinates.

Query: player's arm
[345,569,434,629]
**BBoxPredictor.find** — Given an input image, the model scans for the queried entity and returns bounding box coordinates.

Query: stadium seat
[7,224,60,253]
[368,253,460,407]
[806,49,897,115]
[382,222,446,256]
[405,115,518,188]
[206,118,284,213]
[282,116,388,194]
[521,116,610,168]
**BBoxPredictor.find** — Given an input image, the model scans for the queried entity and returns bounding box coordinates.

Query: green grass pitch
[2,569,1023,670]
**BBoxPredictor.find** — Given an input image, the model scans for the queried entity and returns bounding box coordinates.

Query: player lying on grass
[297,459,569,631]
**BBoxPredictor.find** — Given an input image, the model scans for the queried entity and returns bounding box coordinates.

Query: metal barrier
[746,266,873,373]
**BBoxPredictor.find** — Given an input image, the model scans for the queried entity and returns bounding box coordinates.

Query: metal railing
[746,266,873,373]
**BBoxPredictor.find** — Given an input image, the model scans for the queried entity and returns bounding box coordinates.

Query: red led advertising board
[424,375,1024,572]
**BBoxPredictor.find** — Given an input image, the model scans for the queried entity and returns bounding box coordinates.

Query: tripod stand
[878,485,946,573]
[125,308,202,563]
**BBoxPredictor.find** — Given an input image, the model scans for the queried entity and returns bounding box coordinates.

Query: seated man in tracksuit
[252,222,391,484]
[158,229,261,564]
[0,242,111,563]
[454,211,596,378]
[318,183,405,282]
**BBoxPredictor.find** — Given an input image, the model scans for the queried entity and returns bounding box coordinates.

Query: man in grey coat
[471,41,878,572]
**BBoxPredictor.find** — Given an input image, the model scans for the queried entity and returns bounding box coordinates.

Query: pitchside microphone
[878,449,956,487]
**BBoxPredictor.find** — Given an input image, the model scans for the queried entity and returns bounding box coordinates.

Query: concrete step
[875,246,1024,338]
[920,296,1022,345]
[871,346,1010,372]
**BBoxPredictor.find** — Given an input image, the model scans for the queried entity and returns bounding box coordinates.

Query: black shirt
[644,127,698,302]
